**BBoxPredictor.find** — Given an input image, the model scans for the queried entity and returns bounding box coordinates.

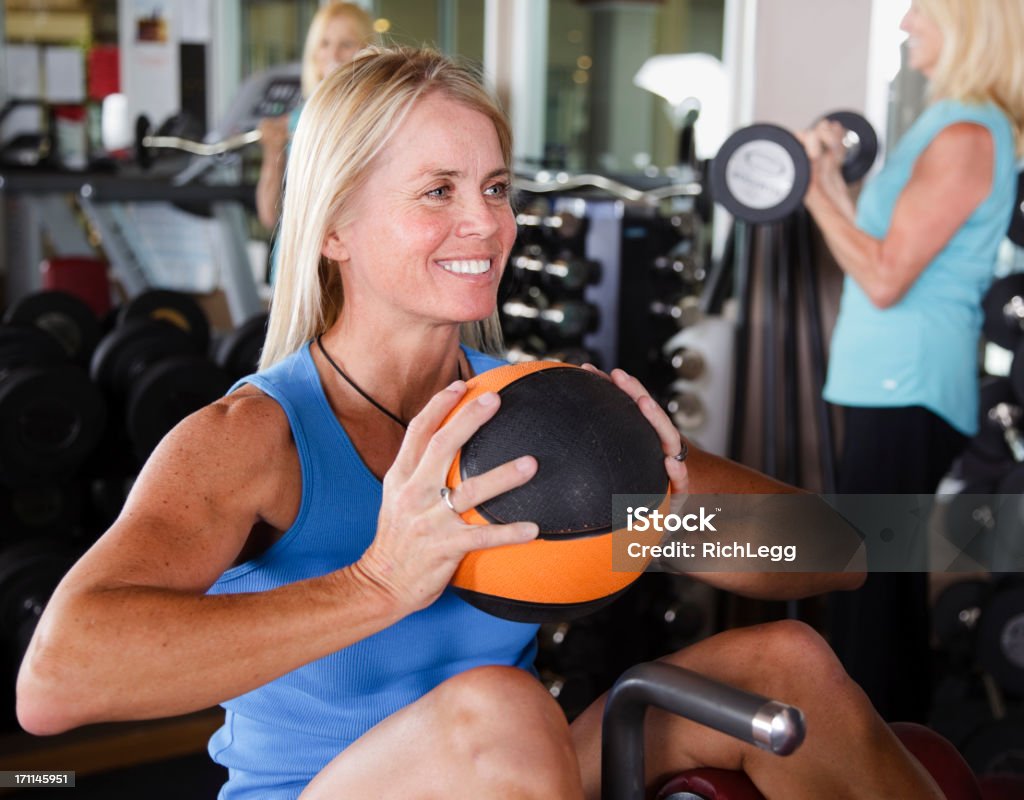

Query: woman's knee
[664,620,865,713]
[430,666,580,794]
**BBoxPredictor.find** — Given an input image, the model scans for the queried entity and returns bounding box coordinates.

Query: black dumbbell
[3,290,101,367]
[0,326,107,487]
[119,289,211,352]
[933,579,992,666]
[652,253,706,286]
[650,294,702,333]
[0,538,77,673]
[968,378,1024,463]
[214,311,269,382]
[710,110,879,224]
[515,210,587,242]
[982,274,1024,352]
[91,318,230,462]
[0,484,82,544]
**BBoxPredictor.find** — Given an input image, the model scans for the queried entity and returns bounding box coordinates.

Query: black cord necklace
[316,335,464,430]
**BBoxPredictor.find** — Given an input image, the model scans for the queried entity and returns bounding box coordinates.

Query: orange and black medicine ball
[442,361,671,622]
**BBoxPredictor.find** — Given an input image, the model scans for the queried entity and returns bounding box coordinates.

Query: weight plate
[0,483,81,542]
[214,311,268,382]
[710,124,810,224]
[822,110,879,183]
[0,365,106,486]
[126,355,232,461]
[0,539,76,661]
[119,289,211,351]
[982,273,1024,351]
[976,583,1024,696]
[90,318,199,396]
[1008,170,1024,248]
[3,290,100,366]
[0,325,67,371]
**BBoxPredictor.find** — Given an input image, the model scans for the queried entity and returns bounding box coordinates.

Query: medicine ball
[444,361,670,622]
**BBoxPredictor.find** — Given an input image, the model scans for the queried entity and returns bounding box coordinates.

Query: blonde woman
[19,49,942,799]
[799,0,1024,724]
[255,1,374,230]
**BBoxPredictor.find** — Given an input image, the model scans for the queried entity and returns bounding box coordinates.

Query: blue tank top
[206,342,539,799]
[823,100,1018,434]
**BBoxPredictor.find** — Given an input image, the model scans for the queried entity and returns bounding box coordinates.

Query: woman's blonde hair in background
[915,0,1024,155]
[261,47,510,370]
[300,2,375,97]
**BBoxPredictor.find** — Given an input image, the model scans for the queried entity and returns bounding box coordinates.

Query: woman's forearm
[17,563,401,734]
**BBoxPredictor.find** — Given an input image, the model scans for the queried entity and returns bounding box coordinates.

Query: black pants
[828,405,967,723]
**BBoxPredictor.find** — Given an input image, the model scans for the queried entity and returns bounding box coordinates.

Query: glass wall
[545,0,725,174]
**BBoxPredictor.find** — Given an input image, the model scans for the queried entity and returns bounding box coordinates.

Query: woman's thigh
[299,665,583,800]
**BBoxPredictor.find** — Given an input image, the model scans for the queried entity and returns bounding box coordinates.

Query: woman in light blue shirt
[799,0,1024,725]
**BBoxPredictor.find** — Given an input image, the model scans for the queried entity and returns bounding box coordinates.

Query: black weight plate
[1008,170,1024,248]
[3,290,100,366]
[823,110,879,183]
[0,539,76,657]
[977,583,1024,695]
[0,325,66,371]
[90,318,199,396]
[126,355,231,461]
[214,311,268,381]
[982,274,1024,351]
[710,124,810,224]
[119,289,210,351]
[933,578,991,650]
[0,365,106,486]
[0,483,81,542]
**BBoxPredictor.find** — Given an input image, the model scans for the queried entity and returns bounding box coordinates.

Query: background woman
[798,0,1024,723]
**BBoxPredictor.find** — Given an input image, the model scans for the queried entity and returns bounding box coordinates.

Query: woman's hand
[796,120,856,220]
[580,364,689,511]
[356,381,540,616]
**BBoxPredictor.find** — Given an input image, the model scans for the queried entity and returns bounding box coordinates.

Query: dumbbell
[514,210,587,242]
[91,295,230,462]
[710,110,879,223]
[0,325,106,488]
[0,484,82,543]
[661,386,705,431]
[3,290,101,367]
[214,311,269,382]
[501,293,598,342]
[0,539,76,677]
[650,294,702,333]
[651,253,706,287]
[982,274,1024,352]
[933,578,992,668]
[968,378,1024,464]
[511,247,601,294]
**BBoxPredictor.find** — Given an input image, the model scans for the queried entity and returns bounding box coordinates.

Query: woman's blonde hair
[261,47,510,370]
[300,2,375,97]
[916,0,1024,154]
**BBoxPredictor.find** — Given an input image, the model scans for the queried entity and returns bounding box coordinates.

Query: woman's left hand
[580,364,689,508]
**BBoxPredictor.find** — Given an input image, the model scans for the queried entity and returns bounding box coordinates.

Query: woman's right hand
[258,114,290,157]
[356,381,539,615]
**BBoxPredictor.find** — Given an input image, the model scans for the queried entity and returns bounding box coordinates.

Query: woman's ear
[322,228,349,263]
